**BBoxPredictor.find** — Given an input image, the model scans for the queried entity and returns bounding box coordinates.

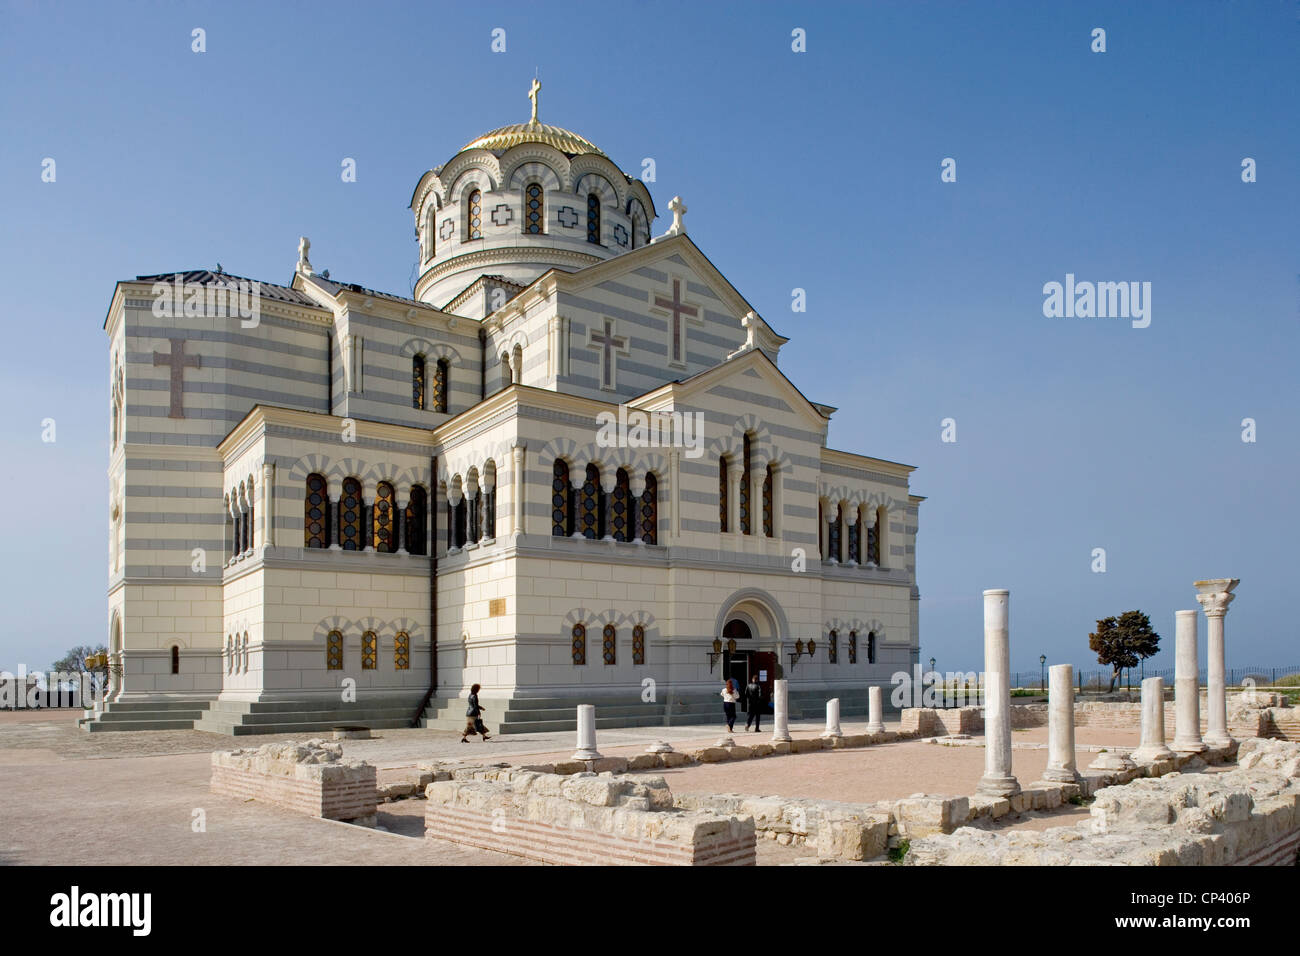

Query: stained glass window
[828,504,842,562]
[525,183,543,234]
[361,631,377,670]
[848,631,858,665]
[828,630,838,664]
[412,355,426,410]
[719,456,729,533]
[740,434,752,535]
[339,478,362,550]
[467,189,482,239]
[305,473,328,548]
[762,463,774,537]
[580,464,599,539]
[640,473,657,545]
[170,645,179,675]
[434,359,448,413]
[394,631,410,670]
[847,507,860,564]
[373,482,395,552]
[586,193,601,244]
[571,623,586,665]
[602,624,616,665]
[611,468,630,542]
[552,459,570,536]
[327,630,343,670]
[632,624,645,665]
[405,486,427,555]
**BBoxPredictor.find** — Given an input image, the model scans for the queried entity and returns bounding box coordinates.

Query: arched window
[394,631,410,670]
[867,508,882,565]
[571,623,586,665]
[586,193,601,244]
[327,630,343,670]
[361,631,377,670]
[762,464,774,538]
[467,483,481,542]
[241,633,249,673]
[719,456,729,533]
[848,507,861,564]
[466,189,482,240]
[170,645,180,675]
[305,473,328,548]
[867,631,877,664]
[424,208,436,261]
[524,183,544,234]
[412,355,426,409]
[610,468,630,542]
[373,482,396,553]
[501,351,513,388]
[848,631,858,664]
[828,629,838,664]
[339,477,363,550]
[453,494,467,548]
[405,486,427,555]
[232,494,241,555]
[434,358,449,413]
[640,473,658,545]
[551,459,571,537]
[632,624,646,665]
[579,464,600,539]
[740,434,752,535]
[602,624,616,664]
[225,635,233,674]
[828,503,842,563]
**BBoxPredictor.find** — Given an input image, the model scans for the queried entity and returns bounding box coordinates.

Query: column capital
[1194,578,1238,616]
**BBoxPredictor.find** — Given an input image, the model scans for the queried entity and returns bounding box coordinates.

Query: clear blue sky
[1,1,1295,675]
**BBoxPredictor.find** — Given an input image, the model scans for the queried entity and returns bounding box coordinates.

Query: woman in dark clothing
[462,683,491,742]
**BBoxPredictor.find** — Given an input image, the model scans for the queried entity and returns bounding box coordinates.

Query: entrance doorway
[719,619,775,715]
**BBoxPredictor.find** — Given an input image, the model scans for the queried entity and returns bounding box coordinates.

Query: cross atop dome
[528,78,541,125]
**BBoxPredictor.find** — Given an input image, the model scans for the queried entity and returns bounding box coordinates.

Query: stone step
[94,709,208,722]
[219,707,415,726]
[84,718,200,732]
[194,717,416,736]
[93,699,212,712]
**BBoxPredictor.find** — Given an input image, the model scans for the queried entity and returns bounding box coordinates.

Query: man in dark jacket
[744,673,764,732]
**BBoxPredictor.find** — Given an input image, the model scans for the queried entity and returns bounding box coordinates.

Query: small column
[865,685,885,734]
[569,462,585,538]
[1040,663,1080,783]
[1171,610,1205,753]
[1195,578,1239,748]
[1132,676,1174,763]
[820,698,842,738]
[511,442,526,537]
[629,471,646,544]
[771,679,792,742]
[977,589,1020,796]
[727,465,742,536]
[572,704,601,760]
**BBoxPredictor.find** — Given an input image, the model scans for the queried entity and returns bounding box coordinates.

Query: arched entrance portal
[716,590,787,719]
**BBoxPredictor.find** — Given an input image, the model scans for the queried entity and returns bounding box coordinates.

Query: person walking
[744,672,764,732]
[462,683,491,742]
[721,678,739,733]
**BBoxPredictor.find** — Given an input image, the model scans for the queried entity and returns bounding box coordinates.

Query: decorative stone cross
[297,236,312,275]
[153,338,201,419]
[654,278,699,365]
[528,78,541,124]
[667,196,687,235]
[587,317,627,390]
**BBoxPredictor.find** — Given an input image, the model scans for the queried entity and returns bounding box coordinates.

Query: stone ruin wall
[209,739,378,822]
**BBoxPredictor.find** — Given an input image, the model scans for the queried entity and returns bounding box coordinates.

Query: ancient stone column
[1172,610,1205,753]
[1195,578,1239,748]
[771,679,792,742]
[572,704,601,760]
[977,589,1020,796]
[1040,663,1079,783]
[866,685,885,734]
[820,698,842,738]
[1132,676,1174,763]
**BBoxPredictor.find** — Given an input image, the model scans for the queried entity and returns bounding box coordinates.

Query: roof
[302,272,428,308]
[460,120,605,158]
[132,270,317,306]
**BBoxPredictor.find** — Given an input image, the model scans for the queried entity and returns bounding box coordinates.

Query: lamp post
[1039,654,1047,693]
[707,637,723,674]
[929,657,937,707]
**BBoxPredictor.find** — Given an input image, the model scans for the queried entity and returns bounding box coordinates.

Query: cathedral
[96,84,924,734]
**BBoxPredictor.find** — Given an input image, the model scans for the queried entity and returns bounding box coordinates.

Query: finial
[667,196,687,235]
[297,236,313,276]
[528,77,541,125]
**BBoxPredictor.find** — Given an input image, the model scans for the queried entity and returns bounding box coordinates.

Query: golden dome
[460,120,606,158]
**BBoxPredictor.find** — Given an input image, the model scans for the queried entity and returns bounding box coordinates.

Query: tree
[50,644,108,698]
[1089,611,1160,692]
